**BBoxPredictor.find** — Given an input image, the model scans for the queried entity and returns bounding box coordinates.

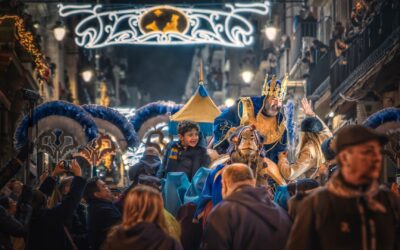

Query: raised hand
[301,97,315,117]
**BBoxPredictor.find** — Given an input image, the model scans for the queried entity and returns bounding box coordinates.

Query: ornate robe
[214,96,287,163]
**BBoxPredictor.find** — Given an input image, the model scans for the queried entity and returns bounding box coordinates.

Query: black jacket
[201,186,292,250]
[102,222,182,250]
[26,176,86,250]
[158,141,210,181]
[285,186,400,250]
[87,199,121,250]
[128,154,161,184]
[0,204,31,250]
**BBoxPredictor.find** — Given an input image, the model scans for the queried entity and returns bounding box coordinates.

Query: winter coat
[128,154,161,184]
[285,172,400,250]
[101,222,183,250]
[64,203,89,250]
[201,186,292,250]
[0,204,31,250]
[278,115,332,181]
[26,176,86,250]
[158,141,210,181]
[87,199,121,250]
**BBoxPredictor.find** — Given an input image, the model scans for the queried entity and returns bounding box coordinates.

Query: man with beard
[214,74,288,163]
[286,125,400,250]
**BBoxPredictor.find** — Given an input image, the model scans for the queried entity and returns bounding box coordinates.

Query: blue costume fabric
[162,172,190,217]
[213,95,288,163]
[184,167,211,204]
[194,164,225,218]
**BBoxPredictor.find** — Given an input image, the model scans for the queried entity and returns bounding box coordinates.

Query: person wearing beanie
[128,146,162,186]
[277,98,332,181]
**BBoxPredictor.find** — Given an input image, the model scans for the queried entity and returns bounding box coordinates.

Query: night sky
[117,46,195,103]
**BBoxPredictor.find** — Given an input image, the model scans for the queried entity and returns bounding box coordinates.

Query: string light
[0,15,50,96]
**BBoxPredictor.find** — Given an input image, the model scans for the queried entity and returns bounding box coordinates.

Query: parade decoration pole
[58,2,269,48]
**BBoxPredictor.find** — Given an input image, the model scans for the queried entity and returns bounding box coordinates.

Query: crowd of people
[0,73,399,250]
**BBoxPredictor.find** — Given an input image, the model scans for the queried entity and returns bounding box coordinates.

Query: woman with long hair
[278,98,332,181]
[102,185,182,250]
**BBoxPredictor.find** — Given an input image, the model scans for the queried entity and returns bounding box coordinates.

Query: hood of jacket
[225,186,287,230]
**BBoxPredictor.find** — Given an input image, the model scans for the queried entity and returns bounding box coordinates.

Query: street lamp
[265,24,277,41]
[241,70,254,84]
[53,21,66,41]
[225,98,235,107]
[82,69,94,82]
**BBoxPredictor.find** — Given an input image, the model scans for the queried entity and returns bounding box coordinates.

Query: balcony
[330,3,400,102]
[306,51,330,96]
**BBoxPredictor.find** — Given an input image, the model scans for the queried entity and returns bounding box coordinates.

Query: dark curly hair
[177,120,199,136]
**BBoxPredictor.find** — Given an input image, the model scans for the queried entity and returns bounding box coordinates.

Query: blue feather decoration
[363,107,400,128]
[130,102,183,132]
[284,100,296,147]
[82,105,139,148]
[14,101,98,150]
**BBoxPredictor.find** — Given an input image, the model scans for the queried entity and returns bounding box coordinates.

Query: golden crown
[261,74,288,99]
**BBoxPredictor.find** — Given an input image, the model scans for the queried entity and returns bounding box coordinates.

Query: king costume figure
[213,74,288,163]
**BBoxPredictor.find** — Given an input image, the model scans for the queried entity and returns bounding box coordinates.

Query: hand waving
[301,97,315,117]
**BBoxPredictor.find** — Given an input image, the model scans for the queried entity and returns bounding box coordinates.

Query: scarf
[326,171,386,213]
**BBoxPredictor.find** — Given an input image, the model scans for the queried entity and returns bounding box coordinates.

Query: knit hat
[301,117,323,133]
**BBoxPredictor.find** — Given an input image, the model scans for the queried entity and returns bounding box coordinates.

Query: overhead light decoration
[58,2,269,48]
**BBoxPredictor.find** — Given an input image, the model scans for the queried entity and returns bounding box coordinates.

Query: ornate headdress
[261,74,288,99]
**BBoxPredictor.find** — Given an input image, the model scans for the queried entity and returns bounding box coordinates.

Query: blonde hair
[297,132,326,168]
[48,176,73,208]
[122,185,168,233]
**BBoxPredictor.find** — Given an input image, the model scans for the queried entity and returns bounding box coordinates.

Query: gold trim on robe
[239,97,286,145]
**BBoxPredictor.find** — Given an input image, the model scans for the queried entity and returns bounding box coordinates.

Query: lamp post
[82,69,94,83]
[265,23,277,41]
[241,70,255,84]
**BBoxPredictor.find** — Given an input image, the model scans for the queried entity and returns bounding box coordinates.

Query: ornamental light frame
[58,2,270,48]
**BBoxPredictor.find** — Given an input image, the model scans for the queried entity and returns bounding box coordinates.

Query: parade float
[14,101,138,186]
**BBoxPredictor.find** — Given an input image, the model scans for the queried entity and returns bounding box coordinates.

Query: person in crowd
[278,98,332,181]
[129,146,162,186]
[286,179,320,219]
[0,143,32,250]
[84,177,121,250]
[0,192,32,250]
[286,125,400,250]
[27,159,86,250]
[273,178,319,212]
[157,120,210,181]
[102,185,183,250]
[201,163,292,250]
[48,175,88,249]
[320,136,338,181]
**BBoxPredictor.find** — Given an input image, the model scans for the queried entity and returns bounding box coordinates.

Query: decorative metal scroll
[37,129,79,164]
[58,2,269,48]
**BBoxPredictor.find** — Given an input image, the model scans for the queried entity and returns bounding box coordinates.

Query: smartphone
[61,160,72,171]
